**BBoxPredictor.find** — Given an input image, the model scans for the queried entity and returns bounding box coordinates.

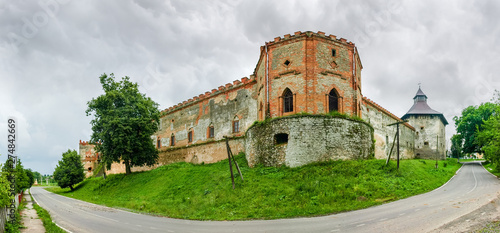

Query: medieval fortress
[80,31,447,176]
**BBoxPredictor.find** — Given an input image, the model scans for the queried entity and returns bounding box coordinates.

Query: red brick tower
[253,31,363,120]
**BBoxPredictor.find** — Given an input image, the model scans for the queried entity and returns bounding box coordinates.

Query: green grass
[46,155,461,220]
[31,193,66,233]
[483,161,500,177]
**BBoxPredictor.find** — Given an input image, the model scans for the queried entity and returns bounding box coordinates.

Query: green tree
[86,73,160,175]
[14,159,30,193]
[33,171,42,185]
[26,169,35,187]
[53,150,85,191]
[477,93,500,166]
[450,134,463,159]
[453,102,497,154]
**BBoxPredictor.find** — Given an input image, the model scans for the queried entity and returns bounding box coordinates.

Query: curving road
[31,162,500,233]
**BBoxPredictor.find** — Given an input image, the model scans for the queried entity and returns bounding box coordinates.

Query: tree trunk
[125,160,131,175]
[69,185,74,191]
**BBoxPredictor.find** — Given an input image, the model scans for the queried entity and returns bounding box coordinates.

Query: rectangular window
[157,139,161,148]
[209,126,214,138]
[188,131,193,143]
[233,120,239,133]
[170,135,175,146]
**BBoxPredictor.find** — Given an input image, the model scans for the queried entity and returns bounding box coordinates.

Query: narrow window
[233,120,240,133]
[208,125,214,138]
[284,60,291,66]
[332,49,336,57]
[328,89,339,112]
[424,141,429,146]
[274,133,289,145]
[421,126,424,130]
[157,138,161,148]
[188,130,193,143]
[170,134,175,146]
[283,88,293,113]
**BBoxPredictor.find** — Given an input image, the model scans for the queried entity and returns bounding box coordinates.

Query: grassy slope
[47,155,461,220]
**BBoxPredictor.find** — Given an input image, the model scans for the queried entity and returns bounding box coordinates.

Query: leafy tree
[0,155,12,207]
[477,93,500,166]
[32,171,42,185]
[86,73,160,175]
[26,169,35,187]
[450,134,463,159]
[453,102,497,154]
[53,150,85,191]
[13,159,30,193]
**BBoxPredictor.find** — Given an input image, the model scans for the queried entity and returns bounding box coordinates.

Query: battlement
[264,31,355,47]
[79,140,92,146]
[161,76,255,115]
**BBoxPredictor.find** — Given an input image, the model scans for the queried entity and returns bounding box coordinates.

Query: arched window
[283,88,293,113]
[170,133,175,146]
[328,89,339,112]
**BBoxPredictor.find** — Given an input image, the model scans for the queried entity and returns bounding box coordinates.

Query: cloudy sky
[1,0,499,175]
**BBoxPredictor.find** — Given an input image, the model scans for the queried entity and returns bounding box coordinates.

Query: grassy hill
[47,154,461,220]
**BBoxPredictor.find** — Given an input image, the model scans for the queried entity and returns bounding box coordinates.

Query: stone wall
[245,115,374,167]
[406,115,446,159]
[362,98,415,160]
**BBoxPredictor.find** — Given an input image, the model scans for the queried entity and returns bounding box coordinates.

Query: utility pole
[387,120,408,171]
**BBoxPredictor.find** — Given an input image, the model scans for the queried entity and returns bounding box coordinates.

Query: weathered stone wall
[79,141,99,177]
[245,115,374,167]
[153,77,257,165]
[407,115,446,159]
[362,98,415,160]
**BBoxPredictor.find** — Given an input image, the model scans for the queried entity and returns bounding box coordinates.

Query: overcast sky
[1,0,499,175]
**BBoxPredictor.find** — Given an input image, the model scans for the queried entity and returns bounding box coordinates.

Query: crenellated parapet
[263,31,355,48]
[160,76,256,115]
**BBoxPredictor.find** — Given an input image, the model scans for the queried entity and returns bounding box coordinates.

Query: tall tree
[53,150,85,191]
[450,134,463,159]
[86,73,160,175]
[453,102,497,154]
[477,92,500,166]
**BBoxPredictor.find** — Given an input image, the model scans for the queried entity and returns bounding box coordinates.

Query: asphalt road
[31,162,500,233]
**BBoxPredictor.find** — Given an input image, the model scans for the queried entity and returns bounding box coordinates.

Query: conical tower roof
[402,87,448,125]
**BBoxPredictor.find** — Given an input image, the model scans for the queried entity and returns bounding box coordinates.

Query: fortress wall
[153,77,258,165]
[245,116,374,167]
[362,98,415,160]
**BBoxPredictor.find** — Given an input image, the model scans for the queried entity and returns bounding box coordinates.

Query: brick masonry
[79,31,448,173]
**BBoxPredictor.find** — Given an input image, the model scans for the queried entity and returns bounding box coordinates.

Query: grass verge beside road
[47,154,461,220]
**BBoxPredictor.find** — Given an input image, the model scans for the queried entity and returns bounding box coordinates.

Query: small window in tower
[233,120,240,133]
[420,126,424,130]
[88,167,92,172]
[157,138,161,148]
[188,130,193,143]
[274,133,289,145]
[332,49,336,57]
[424,141,429,146]
[284,60,291,66]
[170,134,175,146]
[208,125,214,138]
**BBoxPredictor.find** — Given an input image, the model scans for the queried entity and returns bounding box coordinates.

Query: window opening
[233,120,240,133]
[328,89,339,112]
[188,130,193,143]
[274,133,289,145]
[284,60,291,66]
[208,125,214,138]
[170,134,175,146]
[157,138,161,148]
[283,88,293,113]
[332,49,336,57]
